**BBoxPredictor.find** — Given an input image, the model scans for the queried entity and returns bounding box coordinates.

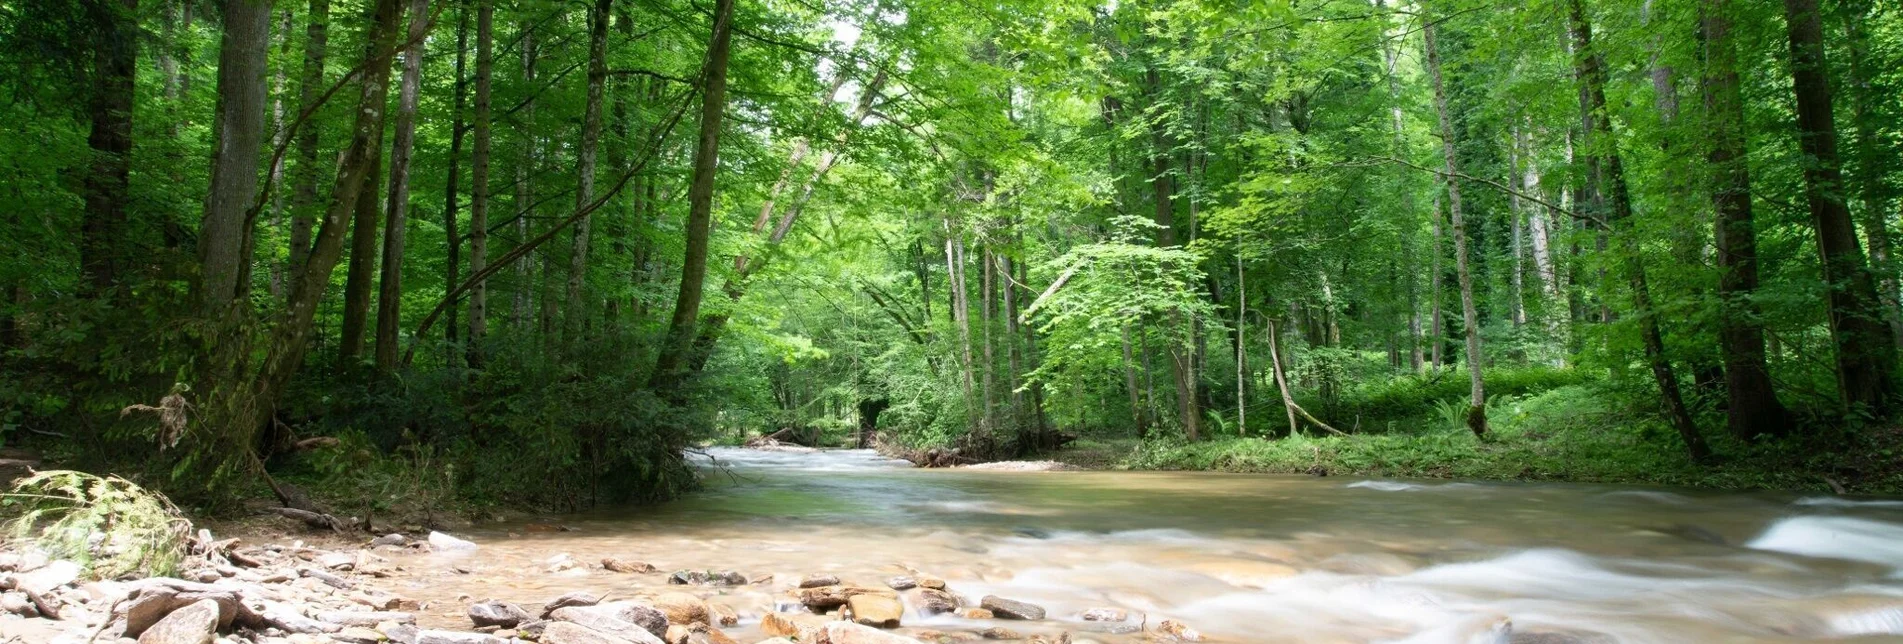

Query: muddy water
[388,448,1903,643]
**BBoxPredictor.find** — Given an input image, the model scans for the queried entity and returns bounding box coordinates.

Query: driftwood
[270,507,345,533]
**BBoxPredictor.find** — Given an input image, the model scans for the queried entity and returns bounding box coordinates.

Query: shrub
[3,470,190,579]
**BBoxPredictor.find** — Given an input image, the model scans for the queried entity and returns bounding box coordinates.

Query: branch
[1370,155,1602,227]
[402,84,700,365]
[1019,262,1083,323]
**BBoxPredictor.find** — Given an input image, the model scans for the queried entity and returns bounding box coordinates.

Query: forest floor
[1037,415,1903,495]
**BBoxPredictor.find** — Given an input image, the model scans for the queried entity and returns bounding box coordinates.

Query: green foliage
[3,471,190,579]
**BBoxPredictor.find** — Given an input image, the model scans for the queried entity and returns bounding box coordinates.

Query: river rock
[1155,620,1202,642]
[0,592,36,618]
[372,533,409,547]
[649,593,708,626]
[334,627,387,644]
[800,586,896,610]
[603,558,657,574]
[1079,608,1127,622]
[541,592,602,618]
[543,621,639,644]
[137,598,220,644]
[979,627,1021,640]
[846,594,903,628]
[759,613,829,639]
[957,608,993,619]
[321,610,416,627]
[705,602,739,627]
[470,601,533,628]
[120,581,252,637]
[17,559,80,594]
[415,629,504,644]
[550,606,667,643]
[883,576,916,591]
[668,570,747,586]
[380,622,422,643]
[915,576,945,590]
[752,639,795,644]
[908,588,959,615]
[981,596,1044,620]
[428,532,479,552]
[819,622,926,644]
[799,574,841,588]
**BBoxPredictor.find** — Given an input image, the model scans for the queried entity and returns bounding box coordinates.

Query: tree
[198,0,275,313]
[1703,0,1791,439]
[78,0,139,293]
[1782,0,1897,413]
[647,0,734,394]
[375,0,432,370]
[1423,13,1486,437]
[467,0,493,364]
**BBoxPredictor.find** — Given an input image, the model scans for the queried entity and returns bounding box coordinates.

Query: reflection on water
[385,448,1903,643]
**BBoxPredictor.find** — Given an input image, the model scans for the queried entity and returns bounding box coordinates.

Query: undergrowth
[3,470,191,579]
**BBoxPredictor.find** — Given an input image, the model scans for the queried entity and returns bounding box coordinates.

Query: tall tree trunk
[198,0,275,313]
[946,219,978,421]
[467,0,493,363]
[647,0,735,394]
[1121,323,1147,435]
[231,0,401,474]
[981,244,996,433]
[1147,64,1198,441]
[339,134,385,370]
[267,8,292,297]
[567,0,612,333]
[512,23,537,329]
[1840,7,1903,350]
[79,0,139,293]
[443,1,467,364]
[1429,193,1445,367]
[1703,0,1790,439]
[1507,128,1529,329]
[375,0,431,370]
[1004,251,1025,441]
[1423,15,1487,436]
[289,0,330,276]
[1571,0,1708,460]
[1782,0,1897,413]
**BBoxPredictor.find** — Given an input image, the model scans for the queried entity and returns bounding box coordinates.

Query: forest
[3,0,1903,514]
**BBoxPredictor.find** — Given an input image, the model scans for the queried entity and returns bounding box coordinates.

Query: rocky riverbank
[0,527,1205,644]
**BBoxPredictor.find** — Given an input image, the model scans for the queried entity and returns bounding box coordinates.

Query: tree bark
[199,0,276,313]
[338,132,385,370]
[374,0,431,370]
[647,0,735,394]
[79,0,139,293]
[467,0,493,363]
[567,0,613,333]
[1429,193,1444,368]
[511,23,537,329]
[1702,0,1790,439]
[443,2,468,363]
[289,0,331,277]
[1424,16,1487,436]
[1571,0,1708,460]
[1782,0,1897,413]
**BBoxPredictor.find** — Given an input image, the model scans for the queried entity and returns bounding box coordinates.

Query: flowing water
[388,448,1903,643]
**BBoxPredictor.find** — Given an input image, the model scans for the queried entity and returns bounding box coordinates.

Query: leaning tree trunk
[198,0,275,313]
[647,0,735,396]
[1423,15,1487,436]
[1782,0,1897,414]
[79,0,139,294]
[208,0,402,486]
[1703,0,1791,439]
[375,0,431,370]
[1570,0,1708,461]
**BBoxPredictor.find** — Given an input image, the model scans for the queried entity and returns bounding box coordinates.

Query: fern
[3,470,190,579]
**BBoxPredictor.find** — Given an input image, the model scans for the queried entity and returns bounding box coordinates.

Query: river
[390,448,1903,643]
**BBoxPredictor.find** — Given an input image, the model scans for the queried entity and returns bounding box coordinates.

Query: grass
[1066,385,1903,495]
